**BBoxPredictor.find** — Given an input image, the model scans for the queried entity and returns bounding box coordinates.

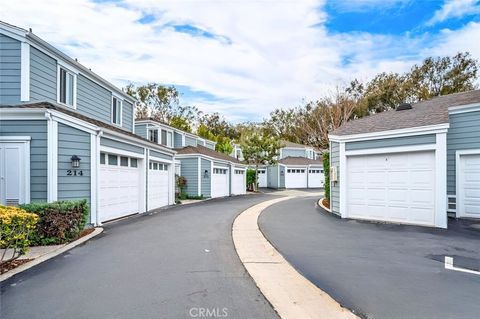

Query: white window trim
[56,64,77,109]
[456,149,480,218]
[111,95,123,127]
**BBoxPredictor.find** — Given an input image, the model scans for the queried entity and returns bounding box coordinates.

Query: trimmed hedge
[323,152,330,201]
[20,200,89,246]
[0,206,39,265]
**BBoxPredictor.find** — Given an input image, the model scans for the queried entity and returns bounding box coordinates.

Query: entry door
[0,142,28,205]
[458,154,480,218]
[258,169,267,188]
[346,151,435,226]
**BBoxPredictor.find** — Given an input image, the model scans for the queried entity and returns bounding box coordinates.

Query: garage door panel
[347,151,435,226]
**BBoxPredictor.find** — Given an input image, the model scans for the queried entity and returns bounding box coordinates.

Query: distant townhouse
[0,21,176,224]
[135,119,247,198]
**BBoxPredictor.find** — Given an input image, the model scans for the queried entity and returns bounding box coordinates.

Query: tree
[198,113,239,140]
[241,131,283,191]
[262,108,300,143]
[125,83,200,131]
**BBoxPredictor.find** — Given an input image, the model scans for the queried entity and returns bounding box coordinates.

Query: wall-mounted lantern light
[71,155,81,168]
[204,169,209,178]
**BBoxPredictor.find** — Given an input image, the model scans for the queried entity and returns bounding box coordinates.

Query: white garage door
[258,169,267,188]
[232,169,246,195]
[347,151,435,226]
[285,168,307,188]
[99,153,141,222]
[308,168,324,188]
[148,161,169,210]
[458,154,480,218]
[212,167,229,198]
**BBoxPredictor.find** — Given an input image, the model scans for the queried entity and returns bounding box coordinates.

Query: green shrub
[246,169,256,191]
[177,193,204,200]
[323,152,330,201]
[0,206,39,266]
[20,200,89,246]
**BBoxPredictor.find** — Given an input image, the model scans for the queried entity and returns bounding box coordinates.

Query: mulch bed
[1,259,33,275]
[78,228,95,239]
[322,198,330,209]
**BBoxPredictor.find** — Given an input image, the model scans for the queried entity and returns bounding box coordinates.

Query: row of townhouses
[231,141,325,189]
[0,22,250,225]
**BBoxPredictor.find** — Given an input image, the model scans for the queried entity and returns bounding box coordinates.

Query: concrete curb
[232,197,358,319]
[0,227,103,282]
[318,198,332,213]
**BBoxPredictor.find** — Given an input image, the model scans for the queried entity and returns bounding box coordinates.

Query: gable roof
[175,145,244,164]
[281,140,312,149]
[278,156,323,166]
[0,102,175,154]
[330,90,480,136]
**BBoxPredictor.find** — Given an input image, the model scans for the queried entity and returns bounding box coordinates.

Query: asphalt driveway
[259,196,480,319]
[1,195,279,319]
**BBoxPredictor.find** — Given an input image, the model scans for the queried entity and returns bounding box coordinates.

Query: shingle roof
[330,90,480,136]
[278,156,323,166]
[0,102,175,154]
[281,140,311,148]
[175,145,244,164]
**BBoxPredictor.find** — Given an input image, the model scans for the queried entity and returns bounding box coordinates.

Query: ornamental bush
[323,152,330,201]
[246,169,256,191]
[20,200,89,246]
[0,206,39,266]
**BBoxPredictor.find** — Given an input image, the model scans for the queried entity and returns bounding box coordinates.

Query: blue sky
[1,0,479,122]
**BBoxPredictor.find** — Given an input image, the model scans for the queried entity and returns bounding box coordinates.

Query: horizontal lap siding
[213,162,228,168]
[345,134,436,151]
[57,123,90,203]
[0,34,21,104]
[0,120,47,201]
[135,124,148,139]
[185,136,196,146]
[174,132,183,148]
[30,47,57,102]
[267,166,278,188]
[330,142,340,214]
[77,74,111,123]
[201,159,211,197]
[150,150,173,161]
[205,141,215,150]
[122,100,133,132]
[100,137,144,154]
[281,149,305,158]
[180,158,198,196]
[447,111,480,195]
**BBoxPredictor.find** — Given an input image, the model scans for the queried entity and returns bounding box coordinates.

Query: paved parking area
[259,196,480,319]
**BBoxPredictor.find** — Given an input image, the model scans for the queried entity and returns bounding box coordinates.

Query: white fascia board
[449,103,480,115]
[20,42,30,102]
[0,108,46,120]
[328,123,450,143]
[24,33,135,103]
[345,143,437,156]
[0,23,28,42]
[0,136,32,141]
[174,153,234,166]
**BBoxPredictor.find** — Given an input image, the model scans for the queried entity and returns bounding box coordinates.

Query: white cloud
[0,0,479,122]
[427,0,480,26]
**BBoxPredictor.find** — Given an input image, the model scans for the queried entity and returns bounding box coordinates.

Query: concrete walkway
[232,196,357,319]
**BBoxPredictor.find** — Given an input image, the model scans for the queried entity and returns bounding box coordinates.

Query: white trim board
[99,146,146,159]
[345,143,436,156]
[329,123,449,143]
[449,103,480,115]
[456,149,480,218]
[20,42,30,102]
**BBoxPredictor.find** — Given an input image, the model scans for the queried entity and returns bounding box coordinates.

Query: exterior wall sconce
[71,155,81,168]
[204,169,209,178]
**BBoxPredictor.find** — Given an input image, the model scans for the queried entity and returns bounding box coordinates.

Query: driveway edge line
[1,227,104,282]
[318,197,332,213]
[232,197,358,319]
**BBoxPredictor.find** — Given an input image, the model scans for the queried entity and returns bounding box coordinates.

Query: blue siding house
[134,118,246,198]
[0,21,176,225]
[328,90,480,228]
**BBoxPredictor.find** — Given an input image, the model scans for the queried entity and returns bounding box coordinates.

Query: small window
[149,162,153,169]
[130,158,138,168]
[120,156,129,167]
[58,67,76,107]
[112,96,122,125]
[153,162,158,170]
[161,130,167,146]
[108,154,118,166]
[149,129,158,143]
[167,132,173,147]
[100,153,106,165]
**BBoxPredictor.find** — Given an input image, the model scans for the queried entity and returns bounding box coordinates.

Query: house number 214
[67,170,83,176]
